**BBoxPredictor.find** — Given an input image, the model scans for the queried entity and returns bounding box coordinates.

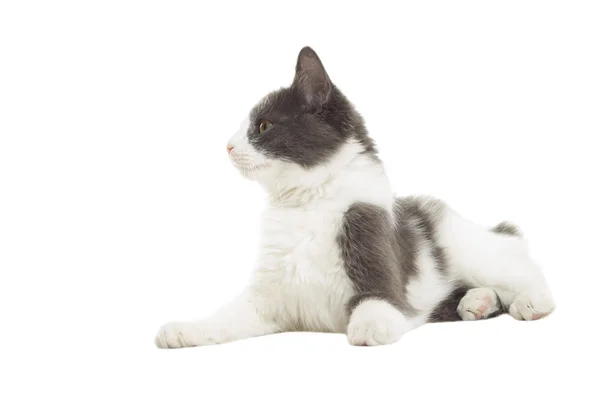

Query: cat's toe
[346,300,408,346]
[155,322,208,349]
[347,318,394,346]
[509,292,555,321]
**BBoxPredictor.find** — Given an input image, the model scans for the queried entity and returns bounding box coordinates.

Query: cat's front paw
[155,321,215,349]
[347,299,409,346]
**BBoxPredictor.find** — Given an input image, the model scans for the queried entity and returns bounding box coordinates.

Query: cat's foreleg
[339,203,419,346]
[155,290,278,348]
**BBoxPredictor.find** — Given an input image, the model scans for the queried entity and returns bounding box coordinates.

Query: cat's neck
[264,139,393,210]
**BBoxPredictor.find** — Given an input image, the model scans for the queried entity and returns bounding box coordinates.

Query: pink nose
[227,145,234,154]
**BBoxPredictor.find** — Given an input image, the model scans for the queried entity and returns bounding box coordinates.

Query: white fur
[509,291,556,320]
[457,287,500,320]
[227,116,272,179]
[155,117,555,348]
[157,132,395,347]
[249,139,393,334]
[155,290,278,348]
[347,299,409,346]
[436,206,555,315]
[405,246,454,317]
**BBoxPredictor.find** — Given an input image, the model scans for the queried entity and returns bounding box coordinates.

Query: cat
[155,47,555,348]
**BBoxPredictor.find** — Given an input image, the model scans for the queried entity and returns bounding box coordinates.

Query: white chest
[247,151,394,333]
[251,204,354,332]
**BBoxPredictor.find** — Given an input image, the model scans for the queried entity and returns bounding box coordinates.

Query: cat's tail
[490,221,522,237]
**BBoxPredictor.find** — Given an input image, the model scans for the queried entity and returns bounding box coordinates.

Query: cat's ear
[292,47,332,107]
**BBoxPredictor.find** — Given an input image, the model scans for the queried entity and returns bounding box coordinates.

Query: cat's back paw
[509,292,555,320]
[457,287,502,320]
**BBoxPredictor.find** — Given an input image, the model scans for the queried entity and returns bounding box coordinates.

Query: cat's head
[227,47,378,190]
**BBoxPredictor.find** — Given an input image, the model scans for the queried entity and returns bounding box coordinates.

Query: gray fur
[393,196,448,275]
[247,47,378,168]
[338,196,449,318]
[491,221,522,237]
[428,286,471,322]
[429,286,505,322]
[248,47,511,325]
[339,202,416,316]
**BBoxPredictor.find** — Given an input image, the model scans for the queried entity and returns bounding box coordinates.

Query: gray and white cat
[155,47,555,348]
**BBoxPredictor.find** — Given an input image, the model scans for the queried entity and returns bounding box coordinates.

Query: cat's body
[253,140,390,334]
[155,47,555,348]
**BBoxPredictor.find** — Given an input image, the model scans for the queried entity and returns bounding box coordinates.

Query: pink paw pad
[458,288,501,321]
[474,296,493,317]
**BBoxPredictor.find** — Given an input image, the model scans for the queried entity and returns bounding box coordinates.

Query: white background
[1,1,599,417]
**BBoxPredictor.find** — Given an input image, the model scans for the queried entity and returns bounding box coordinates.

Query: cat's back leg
[435,203,556,320]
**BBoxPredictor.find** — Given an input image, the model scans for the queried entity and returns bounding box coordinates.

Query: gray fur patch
[491,221,522,237]
[428,285,471,322]
[429,286,506,322]
[393,195,448,275]
[428,286,506,322]
[339,203,416,317]
[339,196,449,318]
[246,47,378,168]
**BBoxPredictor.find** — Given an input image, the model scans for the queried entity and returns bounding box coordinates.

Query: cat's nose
[227,145,234,154]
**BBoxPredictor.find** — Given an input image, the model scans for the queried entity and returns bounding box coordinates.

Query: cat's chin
[236,163,271,181]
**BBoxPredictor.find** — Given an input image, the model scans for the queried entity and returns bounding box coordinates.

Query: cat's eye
[259,120,273,133]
